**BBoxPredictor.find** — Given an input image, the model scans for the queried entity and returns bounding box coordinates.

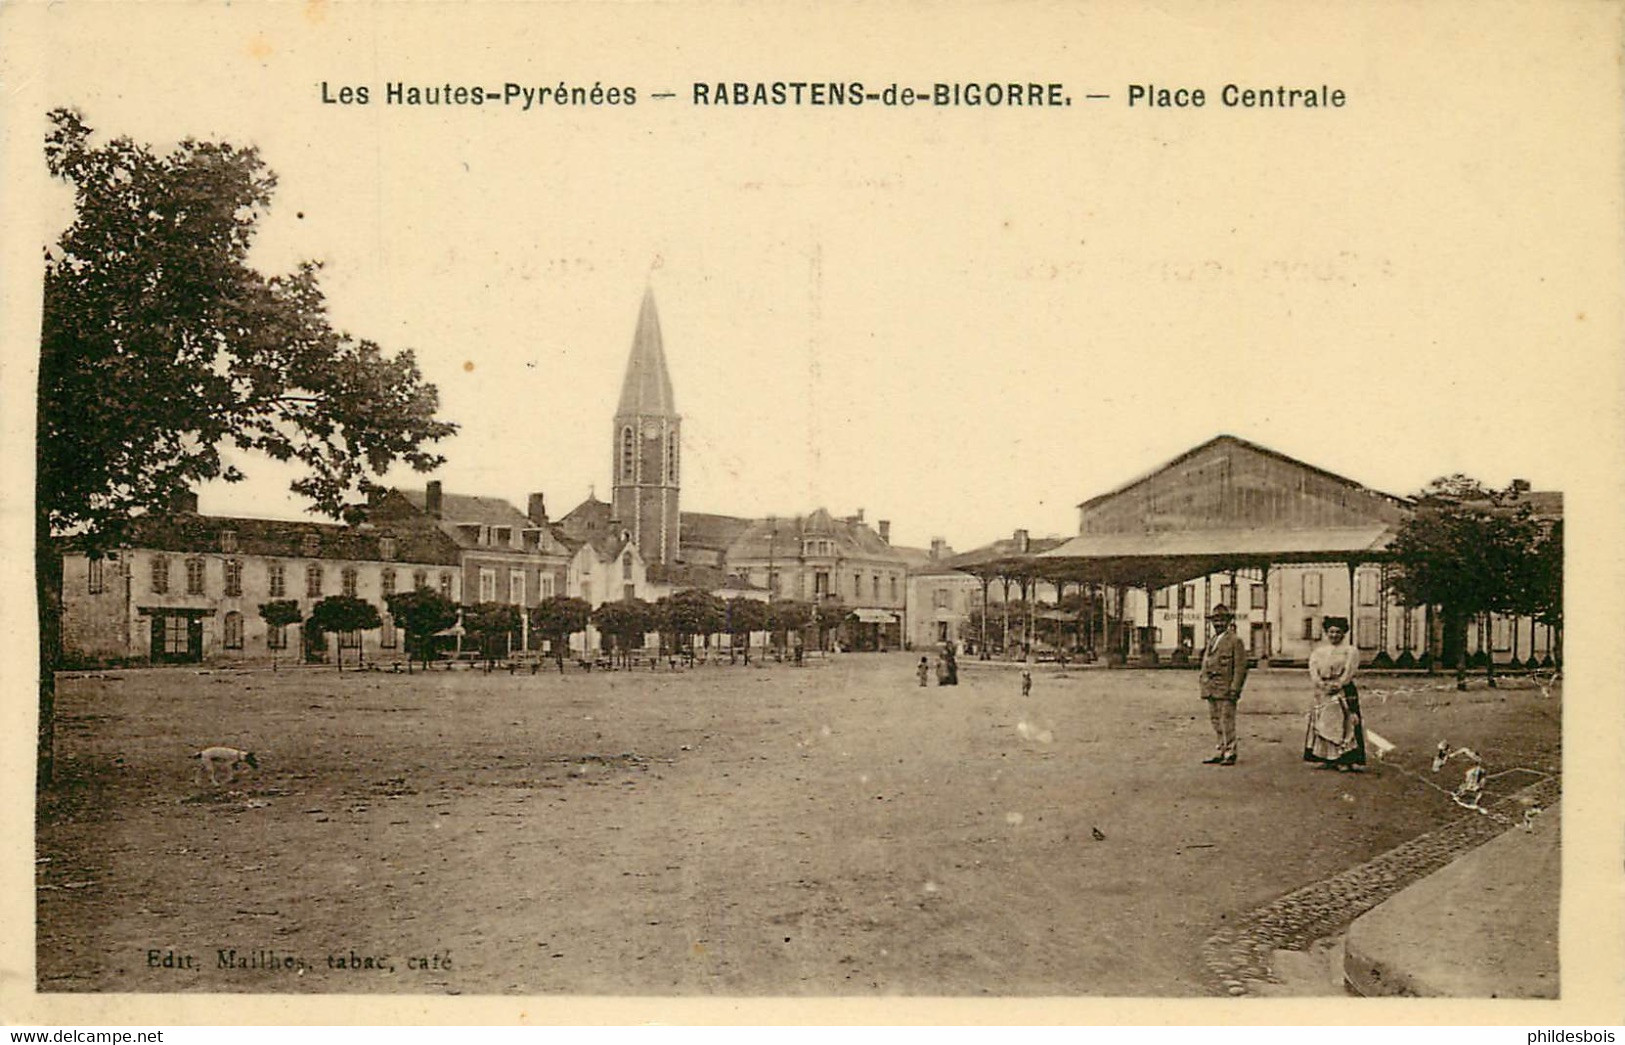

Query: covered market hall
[945,436,1559,668]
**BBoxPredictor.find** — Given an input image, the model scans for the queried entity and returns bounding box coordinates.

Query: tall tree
[592,598,652,667]
[257,599,303,672]
[37,110,456,784]
[529,596,591,672]
[725,597,770,661]
[667,589,726,655]
[1527,518,1563,666]
[1388,476,1542,688]
[306,595,383,672]
[463,602,522,668]
[767,599,811,656]
[384,587,458,673]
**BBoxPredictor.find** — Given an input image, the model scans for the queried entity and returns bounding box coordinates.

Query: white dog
[195,746,258,786]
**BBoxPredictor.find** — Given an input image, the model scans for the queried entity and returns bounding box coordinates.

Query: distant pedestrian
[934,657,948,686]
[1199,604,1250,765]
[1020,669,1032,697]
[917,656,930,687]
[943,642,959,686]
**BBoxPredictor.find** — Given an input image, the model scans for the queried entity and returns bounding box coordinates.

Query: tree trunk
[1423,604,1436,673]
[1483,612,1497,687]
[37,515,60,790]
[1441,606,1468,691]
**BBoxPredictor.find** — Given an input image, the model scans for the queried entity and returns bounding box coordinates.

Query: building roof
[723,510,909,564]
[398,488,534,531]
[1079,434,1410,512]
[387,487,573,556]
[646,561,764,592]
[680,511,755,552]
[93,511,462,566]
[574,531,630,561]
[557,494,616,541]
[616,287,677,418]
[944,533,1069,572]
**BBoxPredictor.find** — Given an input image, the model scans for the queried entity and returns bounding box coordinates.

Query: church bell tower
[611,288,681,564]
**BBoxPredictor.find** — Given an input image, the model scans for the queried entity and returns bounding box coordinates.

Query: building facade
[903,539,982,650]
[60,494,463,666]
[375,482,574,651]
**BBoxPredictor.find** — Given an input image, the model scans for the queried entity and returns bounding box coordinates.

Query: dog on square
[194,746,258,786]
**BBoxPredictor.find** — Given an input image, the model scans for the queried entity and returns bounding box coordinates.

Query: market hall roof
[1035,434,1413,586]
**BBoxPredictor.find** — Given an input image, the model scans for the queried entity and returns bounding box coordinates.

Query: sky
[12,1,1622,554]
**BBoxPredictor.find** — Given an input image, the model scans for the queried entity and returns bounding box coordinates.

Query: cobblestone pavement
[1200,772,1561,997]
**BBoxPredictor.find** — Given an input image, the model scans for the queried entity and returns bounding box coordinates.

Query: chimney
[930,537,945,561]
[527,492,549,524]
[425,480,443,518]
[856,508,865,523]
[878,520,891,544]
[1014,528,1029,552]
[172,489,199,515]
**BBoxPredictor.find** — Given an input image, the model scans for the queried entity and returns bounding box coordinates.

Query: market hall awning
[849,608,899,624]
[1034,523,1402,586]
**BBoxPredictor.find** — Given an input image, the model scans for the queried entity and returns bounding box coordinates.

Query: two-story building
[902,538,982,651]
[59,491,463,665]
[721,508,910,650]
[372,482,576,652]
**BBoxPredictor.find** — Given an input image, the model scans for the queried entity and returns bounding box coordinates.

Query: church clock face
[641,420,662,439]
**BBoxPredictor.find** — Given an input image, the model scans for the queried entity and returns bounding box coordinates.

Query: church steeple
[617,286,676,417]
[611,288,682,564]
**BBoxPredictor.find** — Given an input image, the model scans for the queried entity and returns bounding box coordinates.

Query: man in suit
[1199,603,1250,765]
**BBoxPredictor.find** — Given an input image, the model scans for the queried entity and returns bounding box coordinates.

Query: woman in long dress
[1304,615,1366,770]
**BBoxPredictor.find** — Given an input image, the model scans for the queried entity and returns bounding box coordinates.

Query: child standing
[916,656,930,687]
[1020,669,1033,697]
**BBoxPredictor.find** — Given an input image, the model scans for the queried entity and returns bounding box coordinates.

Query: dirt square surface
[36,656,1560,996]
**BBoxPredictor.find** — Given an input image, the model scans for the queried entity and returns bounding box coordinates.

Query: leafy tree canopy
[257,599,303,629]
[1529,519,1563,628]
[767,599,811,634]
[464,601,522,637]
[593,598,652,647]
[40,108,456,549]
[725,596,770,637]
[529,596,591,645]
[1387,475,1544,621]
[384,587,458,641]
[307,594,383,635]
[667,588,725,639]
[384,587,458,668]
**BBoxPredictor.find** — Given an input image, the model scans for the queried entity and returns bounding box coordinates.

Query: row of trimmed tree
[261,589,833,673]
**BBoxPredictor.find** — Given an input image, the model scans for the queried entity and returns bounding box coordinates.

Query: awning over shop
[850,608,899,624]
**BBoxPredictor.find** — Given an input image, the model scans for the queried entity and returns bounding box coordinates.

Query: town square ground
[36,656,1560,996]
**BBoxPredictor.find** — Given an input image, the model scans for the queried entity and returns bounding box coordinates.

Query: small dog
[195,746,258,786]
